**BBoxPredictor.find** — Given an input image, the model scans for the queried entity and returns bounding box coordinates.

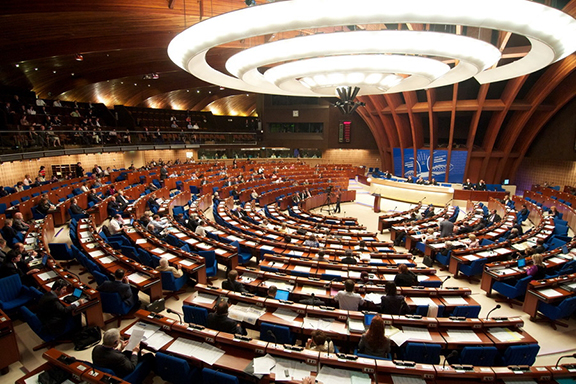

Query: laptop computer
[62,287,88,304]
[364,313,377,326]
[517,258,526,268]
[275,289,290,301]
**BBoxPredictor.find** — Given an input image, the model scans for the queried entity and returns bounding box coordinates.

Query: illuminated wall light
[15,64,19,67]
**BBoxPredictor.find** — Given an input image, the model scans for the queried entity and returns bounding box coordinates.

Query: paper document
[127,272,149,284]
[300,285,326,295]
[463,255,480,261]
[447,330,481,342]
[98,256,116,264]
[144,332,174,351]
[538,288,563,298]
[271,357,313,382]
[125,324,145,350]
[166,337,225,365]
[303,317,334,331]
[193,292,218,304]
[411,297,435,305]
[135,239,147,244]
[488,327,523,342]
[364,292,382,303]
[442,297,468,305]
[271,308,299,323]
[89,250,104,257]
[179,259,194,266]
[38,271,58,281]
[228,303,265,325]
[391,374,426,384]
[253,354,276,375]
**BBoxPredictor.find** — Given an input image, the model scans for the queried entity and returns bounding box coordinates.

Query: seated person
[207,300,246,335]
[156,257,183,278]
[0,245,40,285]
[528,254,547,280]
[437,241,453,257]
[394,264,417,287]
[108,214,125,236]
[97,268,139,308]
[150,214,168,232]
[195,220,207,237]
[88,189,103,204]
[147,196,160,211]
[69,198,87,216]
[266,285,277,299]
[305,330,335,353]
[1,219,18,245]
[340,249,358,265]
[380,282,409,315]
[0,239,7,264]
[357,316,391,357]
[116,191,129,211]
[12,212,30,232]
[462,179,474,190]
[37,195,55,215]
[334,279,364,311]
[37,279,84,336]
[221,270,247,293]
[107,196,122,214]
[465,234,480,248]
[92,328,153,378]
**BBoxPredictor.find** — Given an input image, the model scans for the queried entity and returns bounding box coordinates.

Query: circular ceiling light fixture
[168,0,576,97]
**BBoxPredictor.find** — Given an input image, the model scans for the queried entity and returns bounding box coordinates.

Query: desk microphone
[555,353,576,368]
[485,304,501,320]
[267,329,278,347]
[443,350,459,369]
[166,308,183,324]
[324,278,337,289]
[419,197,426,203]
[440,276,451,288]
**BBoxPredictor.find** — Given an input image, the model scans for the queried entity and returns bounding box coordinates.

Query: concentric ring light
[168,0,576,96]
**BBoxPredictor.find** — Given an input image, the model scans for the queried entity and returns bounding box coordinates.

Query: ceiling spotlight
[15,64,19,68]
[75,54,84,61]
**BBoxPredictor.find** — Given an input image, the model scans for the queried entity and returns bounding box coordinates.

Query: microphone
[324,278,336,289]
[485,304,501,320]
[443,350,459,369]
[555,353,576,368]
[267,329,278,347]
[166,308,183,324]
[419,197,426,203]
[326,337,332,358]
[440,276,451,288]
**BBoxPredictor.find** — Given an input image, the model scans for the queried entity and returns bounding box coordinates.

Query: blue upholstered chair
[92,358,153,384]
[198,250,218,278]
[0,275,42,314]
[403,342,442,364]
[183,304,208,326]
[459,259,487,283]
[536,296,576,330]
[459,346,498,366]
[260,322,297,345]
[499,344,540,366]
[230,240,252,265]
[160,270,188,301]
[21,305,79,351]
[155,352,197,384]
[493,275,532,308]
[451,305,481,318]
[202,368,239,384]
[99,291,136,327]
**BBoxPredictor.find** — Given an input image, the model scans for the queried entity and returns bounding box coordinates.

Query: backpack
[38,367,71,384]
[73,326,102,351]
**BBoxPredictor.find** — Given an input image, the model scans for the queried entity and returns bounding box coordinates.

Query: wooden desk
[522,273,576,318]
[0,310,19,375]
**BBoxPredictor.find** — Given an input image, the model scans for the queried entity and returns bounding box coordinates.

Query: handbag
[423,255,434,267]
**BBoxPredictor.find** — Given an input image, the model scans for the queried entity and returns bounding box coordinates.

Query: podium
[373,193,381,213]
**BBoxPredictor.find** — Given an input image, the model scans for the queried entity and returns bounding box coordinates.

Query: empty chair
[499,344,540,366]
[535,296,576,330]
[0,274,42,314]
[403,342,442,364]
[198,250,218,278]
[459,346,498,366]
[31,205,46,220]
[230,240,252,265]
[183,304,208,326]
[21,305,78,351]
[202,368,239,384]
[260,322,296,345]
[493,276,533,308]
[435,250,451,268]
[451,305,481,318]
[155,352,197,384]
[459,259,487,282]
[48,243,75,262]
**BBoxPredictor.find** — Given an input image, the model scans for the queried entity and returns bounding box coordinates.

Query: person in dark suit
[475,180,487,191]
[486,209,501,224]
[0,246,40,285]
[97,269,138,308]
[92,328,153,378]
[75,162,84,178]
[147,196,160,212]
[70,197,86,215]
[37,196,55,215]
[107,197,122,215]
[1,219,18,246]
[462,179,473,190]
[518,204,529,218]
[207,301,246,335]
[159,165,168,181]
[88,189,102,204]
[380,282,409,315]
[439,215,454,237]
[37,279,84,335]
[340,249,358,264]
[394,264,417,287]
[0,239,7,263]
[116,191,129,211]
[12,212,30,232]
[221,270,247,293]
[334,191,342,213]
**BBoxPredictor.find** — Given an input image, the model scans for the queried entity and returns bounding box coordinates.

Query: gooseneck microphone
[166,308,183,324]
[267,329,278,347]
[443,350,459,369]
[485,304,502,320]
[440,276,451,288]
[555,353,576,368]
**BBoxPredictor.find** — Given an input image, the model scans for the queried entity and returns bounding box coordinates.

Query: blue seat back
[259,322,294,344]
[99,291,132,315]
[404,342,442,364]
[503,344,540,366]
[182,305,208,326]
[459,346,498,366]
[452,305,481,318]
[155,352,195,384]
[202,368,239,384]
[0,275,23,303]
[161,271,187,292]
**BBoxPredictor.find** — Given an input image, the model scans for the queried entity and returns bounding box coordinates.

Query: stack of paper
[228,303,265,325]
[303,317,334,331]
[447,330,481,342]
[442,297,468,305]
[166,337,225,365]
[253,354,276,375]
[316,365,371,384]
[391,374,426,384]
[271,357,313,382]
[488,327,523,342]
[272,307,299,323]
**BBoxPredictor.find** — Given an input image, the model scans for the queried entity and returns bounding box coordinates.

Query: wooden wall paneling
[494,55,576,182]
[444,84,458,182]
[384,94,411,177]
[356,103,392,171]
[404,92,423,178]
[463,84,490,179]
[426,89,438,178]
[479,76,527,182]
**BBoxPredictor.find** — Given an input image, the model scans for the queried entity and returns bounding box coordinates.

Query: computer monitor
[73,287,83,297]
[275,289,290,301]
[41,254,49,266]
[503,179,510,185]
[129,218,134,225]
[517,258,526,268]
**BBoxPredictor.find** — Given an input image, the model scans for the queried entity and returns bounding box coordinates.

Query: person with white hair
[92,328,153,378]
